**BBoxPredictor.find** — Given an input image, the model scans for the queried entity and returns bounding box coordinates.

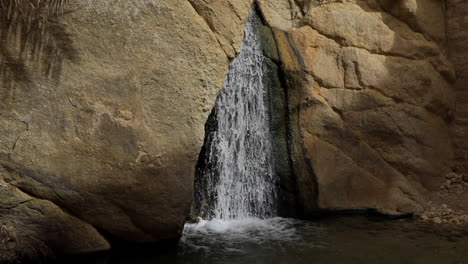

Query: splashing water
[185,8,293,253]
[200,8,278,220]
[181,218,325,255]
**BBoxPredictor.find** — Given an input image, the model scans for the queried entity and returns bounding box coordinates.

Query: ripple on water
[179,217,326,255]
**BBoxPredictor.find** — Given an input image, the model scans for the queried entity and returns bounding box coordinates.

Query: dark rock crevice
[192,107,219,219]
[268,27,321,217]
[253,2,301,217]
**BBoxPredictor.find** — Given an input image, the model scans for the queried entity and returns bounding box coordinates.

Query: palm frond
[0,0,68,21]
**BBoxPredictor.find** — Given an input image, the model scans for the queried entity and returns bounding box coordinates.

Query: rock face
[258,0,456,216]
[0,0,252,261]
[0,0,466,261]
[447,0,468,174]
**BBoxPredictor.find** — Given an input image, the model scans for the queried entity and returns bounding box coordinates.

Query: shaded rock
[377,0,447,43]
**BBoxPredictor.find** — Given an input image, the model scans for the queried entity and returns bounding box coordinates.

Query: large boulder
[0,0,251,261]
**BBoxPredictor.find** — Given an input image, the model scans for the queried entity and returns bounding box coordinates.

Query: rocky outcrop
[0,0,252,261]
[258,0,456,216]
[447,0,468,174]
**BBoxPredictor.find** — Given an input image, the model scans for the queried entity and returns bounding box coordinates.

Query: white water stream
[202,9,277,220]
[184,9,290,251]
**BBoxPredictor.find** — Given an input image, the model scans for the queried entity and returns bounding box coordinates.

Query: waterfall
[196,9,278,220]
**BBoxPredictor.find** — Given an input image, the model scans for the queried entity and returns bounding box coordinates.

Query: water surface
[61,216,468,264]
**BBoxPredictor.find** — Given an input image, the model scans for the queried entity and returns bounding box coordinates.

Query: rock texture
[259,0,456,216]
[0,0,466,261]
[447,0,468,174]
[0,0,251,261]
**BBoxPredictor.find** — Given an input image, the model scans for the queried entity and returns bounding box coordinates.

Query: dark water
[59,216,468,264]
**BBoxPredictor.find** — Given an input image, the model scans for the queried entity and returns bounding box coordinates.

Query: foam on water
[180,218,323,254]
[185,218,299,240]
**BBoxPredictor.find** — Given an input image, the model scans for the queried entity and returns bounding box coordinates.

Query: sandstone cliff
[257,0,456,216]
[0,0,466,261]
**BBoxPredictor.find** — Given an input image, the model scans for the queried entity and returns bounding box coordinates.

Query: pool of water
[60,216,468,264]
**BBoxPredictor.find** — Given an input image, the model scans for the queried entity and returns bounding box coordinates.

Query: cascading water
[196,9,278,220]
[182,7,305,254]
[178,7,321,258]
